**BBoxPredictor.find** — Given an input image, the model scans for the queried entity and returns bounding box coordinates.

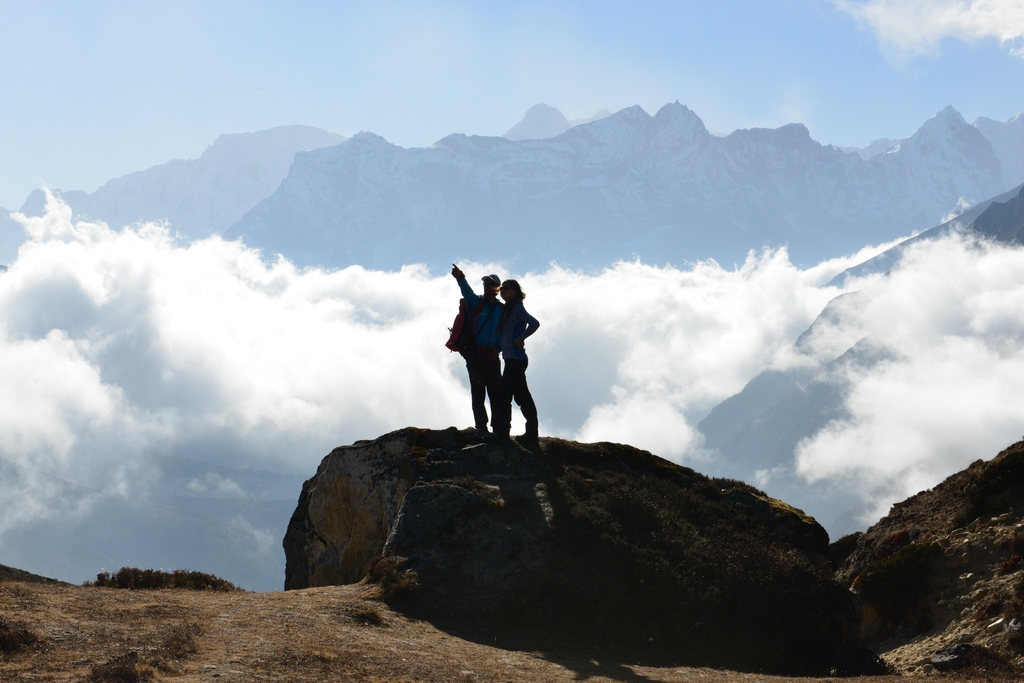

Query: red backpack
[446,298,483,354]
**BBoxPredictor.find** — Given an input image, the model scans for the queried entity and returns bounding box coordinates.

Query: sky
[2,0,1024,209]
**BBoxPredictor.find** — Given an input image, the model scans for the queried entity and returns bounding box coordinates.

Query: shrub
[346,603,385,626]
[873,529,911,562]
[161,621,201,659]
[0,617,39,655]
[88,651,152,683]
[90,567,237,591]
[854,542,942,617]
[1011,533,1024,555]
[973,600,1002,622]
[1000,554,1023,575]
[365,555,419,598]
[829,532,861,566]
[967,448,1024,510]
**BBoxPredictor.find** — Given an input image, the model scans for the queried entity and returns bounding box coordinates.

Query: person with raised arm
[450,264,504,435]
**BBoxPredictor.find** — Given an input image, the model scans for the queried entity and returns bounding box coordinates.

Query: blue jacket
[457,278,503,349]
[500,300,539,361]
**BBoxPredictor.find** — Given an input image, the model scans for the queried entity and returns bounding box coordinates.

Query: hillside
[0,579,946,682]
[833,439,1024,674]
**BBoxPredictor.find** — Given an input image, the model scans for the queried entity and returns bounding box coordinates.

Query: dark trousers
[494,358,538,437]
[464,349,502,431]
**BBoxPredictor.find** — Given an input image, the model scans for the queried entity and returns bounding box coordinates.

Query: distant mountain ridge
[227,103,1024,272]
[14,125,346,242]
[5,105,1024,273]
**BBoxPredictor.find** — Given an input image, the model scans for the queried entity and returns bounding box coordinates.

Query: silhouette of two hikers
[450,264,539,444]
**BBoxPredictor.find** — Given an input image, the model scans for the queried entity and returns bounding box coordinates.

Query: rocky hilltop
[833,439,1024,674]
[284,427,880,675]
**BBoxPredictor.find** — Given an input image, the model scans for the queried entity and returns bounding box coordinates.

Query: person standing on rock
[492,279,540,445]
[451,264,504,435]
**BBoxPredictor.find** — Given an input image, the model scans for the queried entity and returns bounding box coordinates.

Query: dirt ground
[0,579,1013,682]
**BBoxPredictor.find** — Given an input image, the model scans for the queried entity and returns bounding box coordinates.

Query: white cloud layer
[836,0,1024,59]
[3,193,1024,550]
[795,234,1024,522]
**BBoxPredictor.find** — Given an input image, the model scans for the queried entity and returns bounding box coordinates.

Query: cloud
[795,234,1024,523]
[835,0,1024,59]
[0,193,866,535]
[5,192,1024,554]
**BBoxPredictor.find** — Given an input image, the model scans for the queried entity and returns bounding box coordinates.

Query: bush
[829,532,861,566]
[365,555,419,598]
[973,600,1002,622]
[89,567,237,591]
[346,603,385,626]
[161,621,201,659]
[1000,554,1023,575]
[967,448,1024,510]
[855,542,942,617]
[0,617,39,655]
[88,651,152,683]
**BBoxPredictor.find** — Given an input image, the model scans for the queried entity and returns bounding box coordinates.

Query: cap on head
[481,274,501,288]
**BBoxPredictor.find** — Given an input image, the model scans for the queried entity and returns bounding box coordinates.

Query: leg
[511,360,538,437]
[483,355,503,433]
[464,354,489,431]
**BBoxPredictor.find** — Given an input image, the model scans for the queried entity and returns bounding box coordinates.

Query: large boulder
[284,427,880,674]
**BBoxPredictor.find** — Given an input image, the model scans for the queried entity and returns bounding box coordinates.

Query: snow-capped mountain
[227,103,1022,272]
[18,125,346,241]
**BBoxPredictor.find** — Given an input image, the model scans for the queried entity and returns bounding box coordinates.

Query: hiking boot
[514,433,539,448]
[471,427,488,438]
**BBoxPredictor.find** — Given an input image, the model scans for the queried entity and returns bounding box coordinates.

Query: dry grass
[0,578,1012,682]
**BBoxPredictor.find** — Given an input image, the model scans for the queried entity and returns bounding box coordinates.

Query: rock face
[833,439,1024,675]
[285,427,880,674]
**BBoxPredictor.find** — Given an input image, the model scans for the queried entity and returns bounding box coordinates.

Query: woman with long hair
[493,279,540,444]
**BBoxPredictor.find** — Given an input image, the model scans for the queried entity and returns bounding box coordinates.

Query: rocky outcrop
[834,440,1024,674]
[285,427,881,674]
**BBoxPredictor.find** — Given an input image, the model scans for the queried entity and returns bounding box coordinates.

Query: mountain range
[4,104,1024,273]
[0,125,345,264]
[224,103,1024,271]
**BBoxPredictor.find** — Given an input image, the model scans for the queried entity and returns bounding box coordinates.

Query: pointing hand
[451,264,465,280]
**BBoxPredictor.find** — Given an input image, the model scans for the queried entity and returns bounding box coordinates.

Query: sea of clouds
[3,191,1024,584]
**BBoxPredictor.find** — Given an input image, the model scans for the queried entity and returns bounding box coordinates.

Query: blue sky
[1,0,1023,209]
